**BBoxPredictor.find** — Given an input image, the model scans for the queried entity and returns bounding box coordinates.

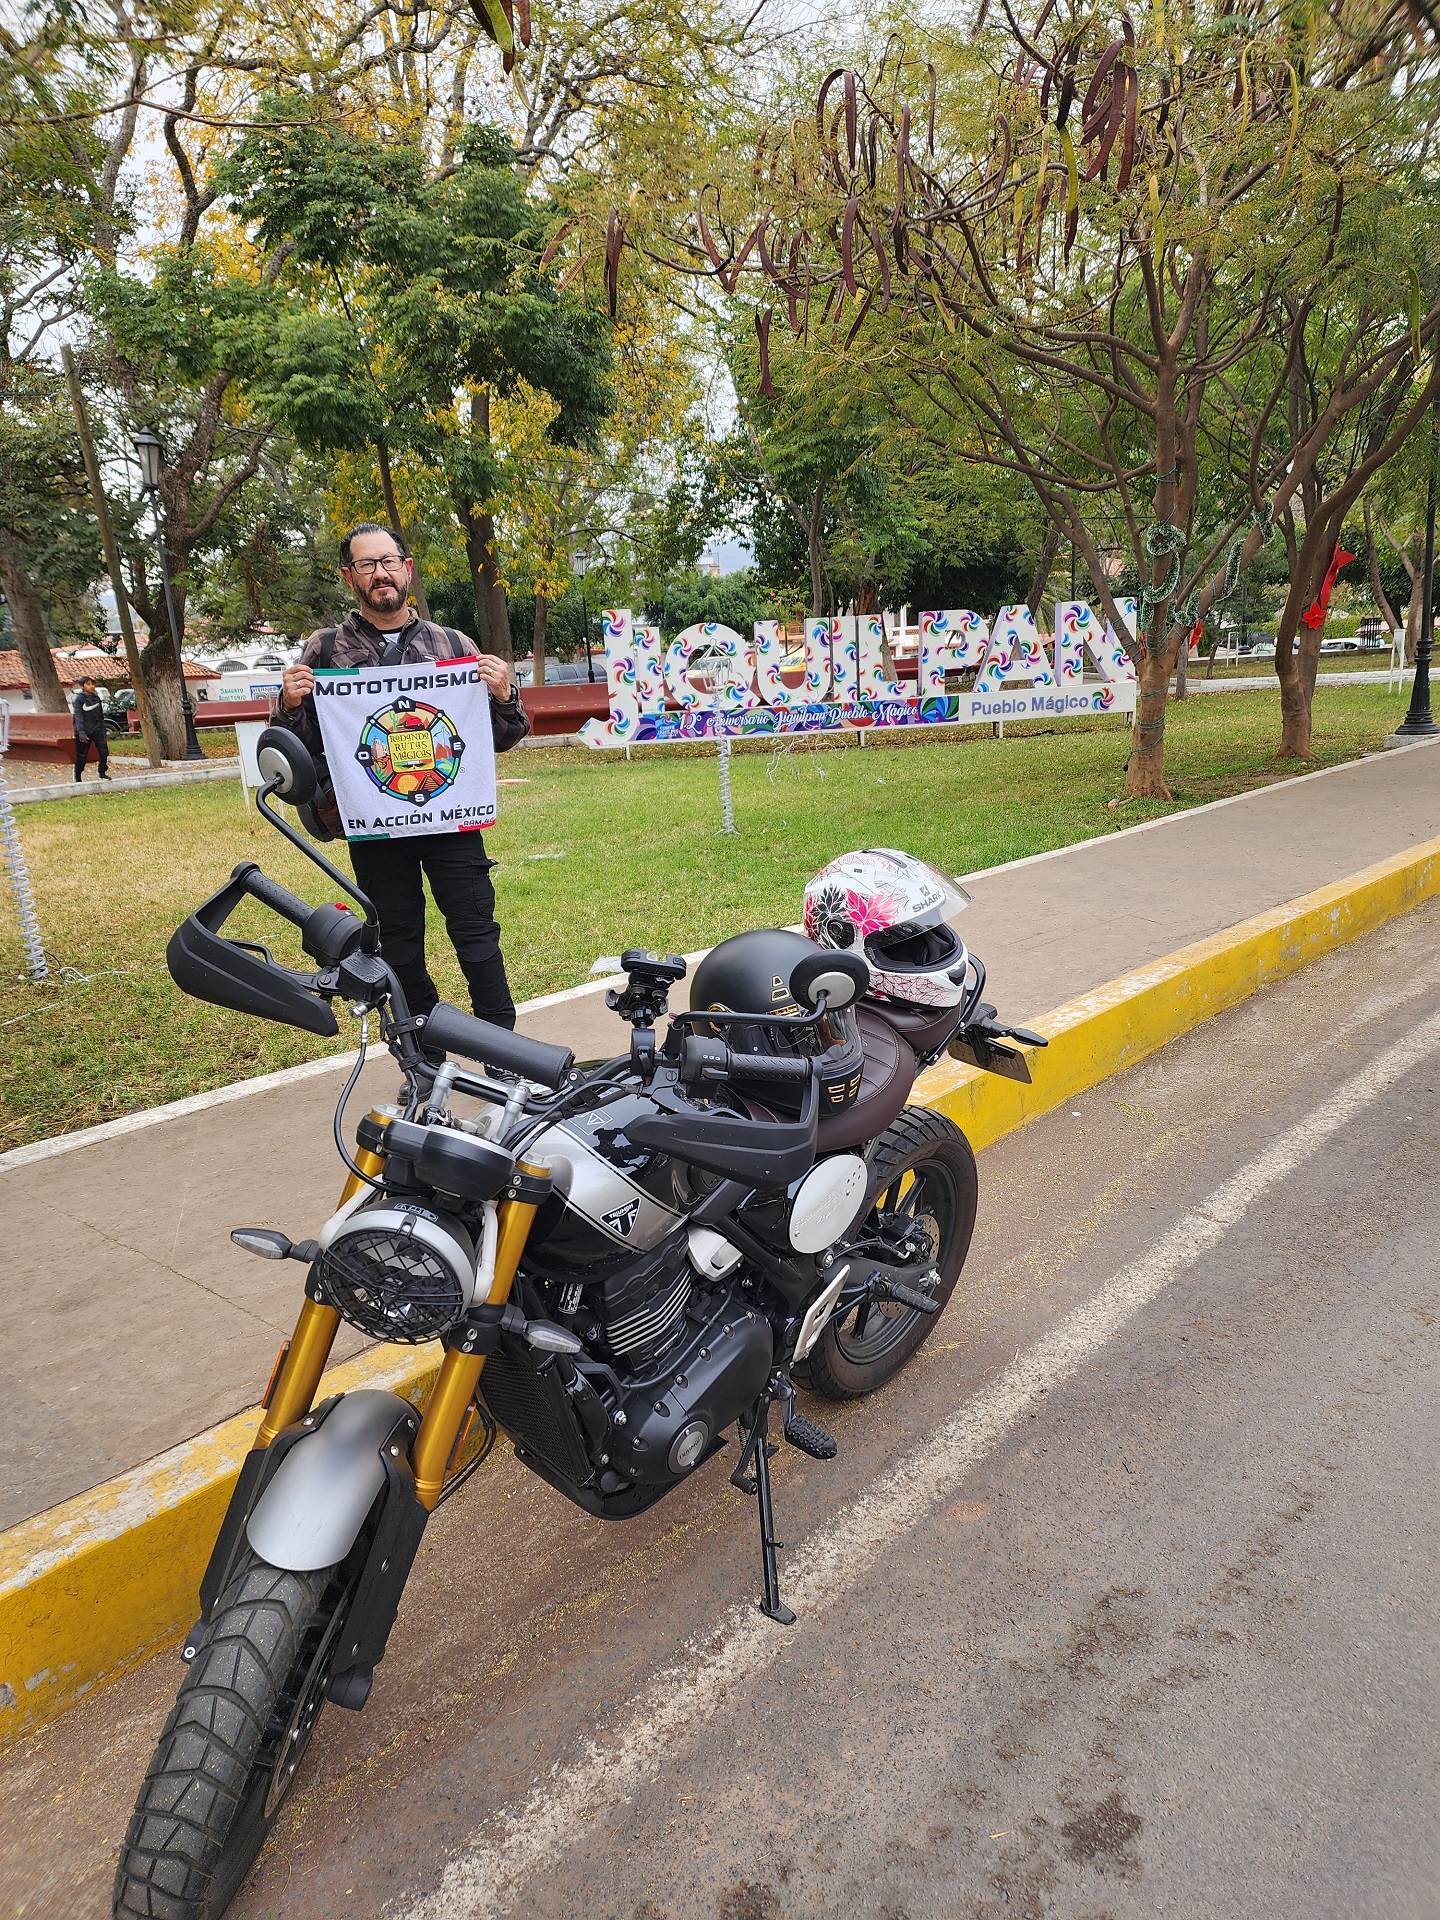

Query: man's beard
[360,578,405,614]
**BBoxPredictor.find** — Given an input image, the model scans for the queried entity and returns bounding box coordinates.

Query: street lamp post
[572,545,596,683]
[131,428,206,762]
[1393,393,1440,739]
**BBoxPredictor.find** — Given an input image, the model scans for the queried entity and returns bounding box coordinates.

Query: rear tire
[799,1105,977,1400]
[113,1548,345,1920]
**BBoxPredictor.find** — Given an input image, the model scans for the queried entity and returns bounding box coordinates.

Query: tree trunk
[1026,520,1062,618]
[0,534,68,712]
[476,505,512,664]
[1273,537,1328,760]
[451,395,513,663]
[1124,647,1175,799]
[375,441,431,620]
[141,638,187,758]
[133,560,189,759]
[807,481,826,619]
[1404,587,1423,666]
[532,592,547,686]
[1173,625,1191,700]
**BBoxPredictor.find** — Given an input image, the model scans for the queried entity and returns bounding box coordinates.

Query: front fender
[246,1389,415,1572]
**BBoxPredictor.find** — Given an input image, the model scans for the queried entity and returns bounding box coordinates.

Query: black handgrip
[723,1050,814,1084]
[420,1002,574,1089]
[232,862,312,930]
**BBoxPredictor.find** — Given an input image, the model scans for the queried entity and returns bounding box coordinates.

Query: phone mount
[607,950,687,1078]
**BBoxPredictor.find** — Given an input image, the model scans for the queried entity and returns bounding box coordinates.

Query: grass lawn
[0,681,1404,1150]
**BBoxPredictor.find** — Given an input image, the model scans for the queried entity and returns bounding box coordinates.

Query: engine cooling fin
[604,1265,691,1359]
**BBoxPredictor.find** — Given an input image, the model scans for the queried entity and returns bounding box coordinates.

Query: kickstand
[731,1396,796,1626]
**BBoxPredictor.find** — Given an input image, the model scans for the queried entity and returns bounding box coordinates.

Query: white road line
[397,999,1440,1920]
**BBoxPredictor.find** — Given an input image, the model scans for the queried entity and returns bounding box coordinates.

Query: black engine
[476,1234,773,1516]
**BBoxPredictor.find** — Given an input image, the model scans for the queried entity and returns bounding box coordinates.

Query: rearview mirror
[255,727,318,807]
[790,947,871,1010]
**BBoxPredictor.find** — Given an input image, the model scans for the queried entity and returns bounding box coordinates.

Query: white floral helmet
[803,849,973,1008]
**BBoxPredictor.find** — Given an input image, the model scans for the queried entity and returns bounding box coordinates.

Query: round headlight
[313,1202,475,1343]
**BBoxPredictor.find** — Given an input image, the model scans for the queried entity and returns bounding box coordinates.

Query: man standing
[72,677,110,782]
[273,522,530,1029]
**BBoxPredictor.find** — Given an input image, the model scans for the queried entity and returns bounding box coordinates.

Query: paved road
[4,898,1438,1918]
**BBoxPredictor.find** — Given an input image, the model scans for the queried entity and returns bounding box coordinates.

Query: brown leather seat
[815,1007,916,1153]
[866,1001,962,1059]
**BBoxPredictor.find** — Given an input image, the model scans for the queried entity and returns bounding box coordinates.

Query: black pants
[348,831,515,1029]
[74,733,108,778]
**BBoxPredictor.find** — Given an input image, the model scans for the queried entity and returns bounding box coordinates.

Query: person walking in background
[72,677,110,782]
[273,522,530,1030]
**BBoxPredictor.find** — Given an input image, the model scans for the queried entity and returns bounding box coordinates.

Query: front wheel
[799,1105,978,1400]
[114,1548,347,1920]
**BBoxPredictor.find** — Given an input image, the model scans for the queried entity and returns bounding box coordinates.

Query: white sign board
[312,659,496,841]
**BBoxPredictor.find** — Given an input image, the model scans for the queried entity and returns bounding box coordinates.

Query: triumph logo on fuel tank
[602,1199,641,1238]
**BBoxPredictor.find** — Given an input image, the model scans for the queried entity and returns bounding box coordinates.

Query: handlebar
[230,863,371,968]
[232,862,312,930]
[419,1002,575,1090]
[680,1034,815,1087]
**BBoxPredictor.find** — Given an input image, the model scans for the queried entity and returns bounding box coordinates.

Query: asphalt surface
[3,899,1438,1919]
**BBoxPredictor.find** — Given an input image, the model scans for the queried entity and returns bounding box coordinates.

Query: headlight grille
[314,1223,468,1343]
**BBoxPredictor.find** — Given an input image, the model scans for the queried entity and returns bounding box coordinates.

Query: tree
[701,3,1440,794]
[0,20,117,708]
[226,115,612,662]
[86,250,275,751]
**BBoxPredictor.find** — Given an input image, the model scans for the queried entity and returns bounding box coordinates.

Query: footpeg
[885,1280,941,1315]
[783,1411,838,1460]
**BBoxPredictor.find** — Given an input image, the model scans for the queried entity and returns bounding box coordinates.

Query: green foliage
[186,465,347,642]
[0,362,102,638]
[225,113,613,490]
[648,568,767,639]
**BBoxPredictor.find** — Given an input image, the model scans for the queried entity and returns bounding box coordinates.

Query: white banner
[312,659,496,840]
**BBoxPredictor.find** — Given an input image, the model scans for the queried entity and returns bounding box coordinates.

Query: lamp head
[131,427,163,492]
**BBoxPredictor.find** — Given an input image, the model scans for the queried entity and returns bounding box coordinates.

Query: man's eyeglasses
[347,555,408,578]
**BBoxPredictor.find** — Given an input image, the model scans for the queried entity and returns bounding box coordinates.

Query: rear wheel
[113,1548,347,1920]
[799,1106,977,1399]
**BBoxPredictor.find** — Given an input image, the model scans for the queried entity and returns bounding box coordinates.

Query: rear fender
[246,1389,419,1572]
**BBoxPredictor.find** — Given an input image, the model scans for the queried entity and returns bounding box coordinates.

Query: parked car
[103,688,136,736]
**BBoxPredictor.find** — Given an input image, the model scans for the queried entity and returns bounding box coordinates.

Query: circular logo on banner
[355,696,465,806]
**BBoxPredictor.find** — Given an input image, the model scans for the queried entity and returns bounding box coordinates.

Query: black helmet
[688,928,866,1116]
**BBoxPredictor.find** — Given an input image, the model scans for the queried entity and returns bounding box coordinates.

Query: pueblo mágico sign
[581,601,1139,747]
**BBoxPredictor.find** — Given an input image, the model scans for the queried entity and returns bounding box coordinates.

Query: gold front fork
[410,1161,551,1510]
[254,1121,389,1449]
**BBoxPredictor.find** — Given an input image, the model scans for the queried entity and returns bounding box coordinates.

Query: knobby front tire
[114,1548,344,1920]
[799,1105,978,1399]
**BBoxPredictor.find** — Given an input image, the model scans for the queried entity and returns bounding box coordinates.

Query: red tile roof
[0,649,219,691]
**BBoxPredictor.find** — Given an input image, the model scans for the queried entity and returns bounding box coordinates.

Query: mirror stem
[255,782,378,928]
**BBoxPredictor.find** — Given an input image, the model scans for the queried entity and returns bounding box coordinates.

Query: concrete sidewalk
[2,740,1437,1532]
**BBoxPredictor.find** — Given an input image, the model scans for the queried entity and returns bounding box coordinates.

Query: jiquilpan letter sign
[582,601,1138,748]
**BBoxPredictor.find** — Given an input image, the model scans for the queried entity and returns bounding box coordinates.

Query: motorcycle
[113,729,1045,1920]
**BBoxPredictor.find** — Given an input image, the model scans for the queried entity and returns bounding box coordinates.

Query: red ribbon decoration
[1302,543,1354,630]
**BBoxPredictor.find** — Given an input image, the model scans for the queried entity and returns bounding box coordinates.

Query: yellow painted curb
[914,832,1440,1143]
[4,831,1439,1750]
[0,1345,440,1748]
